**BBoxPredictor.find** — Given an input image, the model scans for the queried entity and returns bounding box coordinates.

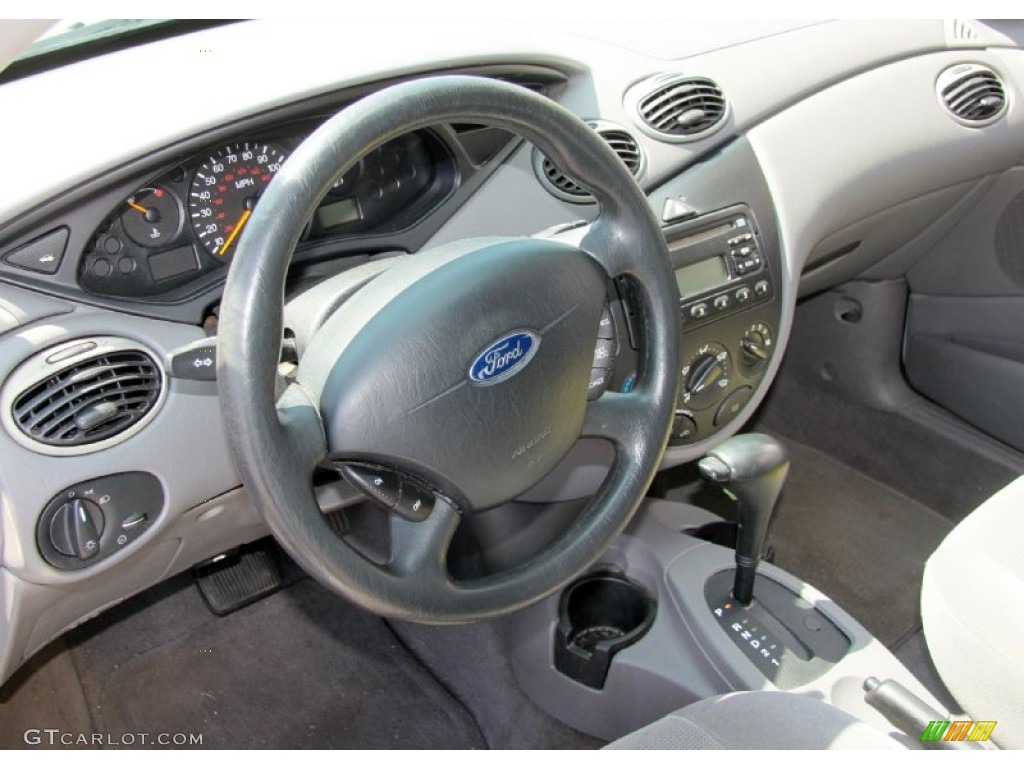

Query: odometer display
[189,141,287,258]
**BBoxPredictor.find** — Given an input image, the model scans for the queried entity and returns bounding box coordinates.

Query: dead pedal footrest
[194,545,283,615]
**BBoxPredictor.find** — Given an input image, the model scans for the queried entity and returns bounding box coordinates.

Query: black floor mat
[389,619,602,750]
[4,573,485,749]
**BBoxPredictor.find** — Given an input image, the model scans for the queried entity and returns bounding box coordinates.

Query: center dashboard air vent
[533,120,645,204]
[1,337,165,455]
[627,73,729,142]
[936,63,1008,127]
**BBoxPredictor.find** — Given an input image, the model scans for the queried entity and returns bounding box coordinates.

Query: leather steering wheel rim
[217,75,680,623]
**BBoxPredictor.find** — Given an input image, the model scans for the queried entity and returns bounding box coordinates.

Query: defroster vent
[2,337,164,454]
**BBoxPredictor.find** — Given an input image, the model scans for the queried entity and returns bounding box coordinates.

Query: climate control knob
[740,322,774,373]
[682,342,732,411]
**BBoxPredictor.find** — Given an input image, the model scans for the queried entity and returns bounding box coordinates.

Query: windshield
[15,19,171,61]
[3,19,234,83]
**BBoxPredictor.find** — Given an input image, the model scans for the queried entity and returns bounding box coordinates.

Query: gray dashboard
[0,18,1022,686]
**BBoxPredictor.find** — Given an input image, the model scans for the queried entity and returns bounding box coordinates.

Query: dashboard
[1,18,1024,686]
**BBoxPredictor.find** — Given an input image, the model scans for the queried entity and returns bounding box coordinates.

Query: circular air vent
[628,73,729,143]
[533,120,645,204]
[1,337,165,455]
[936,63,1008,127]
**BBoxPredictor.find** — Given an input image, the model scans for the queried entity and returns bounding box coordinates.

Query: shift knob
[698,433,789,605]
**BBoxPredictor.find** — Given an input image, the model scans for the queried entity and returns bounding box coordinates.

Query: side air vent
[629,73,729,142]
[534,120,644,204]
[1,337,165,455]
[937,63,1008,127]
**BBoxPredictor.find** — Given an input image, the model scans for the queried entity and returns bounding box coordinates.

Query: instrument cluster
[78,128,454,302]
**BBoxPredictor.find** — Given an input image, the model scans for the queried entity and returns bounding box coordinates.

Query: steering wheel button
[593,338,614,368]
[598,306,614,339]
[395,482,434,522]
[587,368,610,400]
[340,464,401,508]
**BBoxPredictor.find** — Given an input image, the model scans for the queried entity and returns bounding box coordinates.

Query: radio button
[735,286,752,303]
[713,295,731,311]
[690,303,709,319]
[754,280,771,297]
[736,256,761,274]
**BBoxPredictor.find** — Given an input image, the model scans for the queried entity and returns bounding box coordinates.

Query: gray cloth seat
[922,475,1024,751]
[605,691,902,750]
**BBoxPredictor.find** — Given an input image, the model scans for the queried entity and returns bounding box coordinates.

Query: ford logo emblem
[468,331,540,385]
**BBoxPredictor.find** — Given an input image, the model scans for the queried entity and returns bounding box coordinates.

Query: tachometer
[188,142,287,258]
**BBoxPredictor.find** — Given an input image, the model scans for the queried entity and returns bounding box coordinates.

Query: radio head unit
[669,206,773,327]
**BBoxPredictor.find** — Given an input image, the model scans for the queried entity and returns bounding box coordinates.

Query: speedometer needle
[127,199,148,214]
[219,208,252,256]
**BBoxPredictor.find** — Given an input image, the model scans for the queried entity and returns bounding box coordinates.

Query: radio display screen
[675,255,729,299]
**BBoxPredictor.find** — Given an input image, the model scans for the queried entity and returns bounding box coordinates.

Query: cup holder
[554,570,657,689]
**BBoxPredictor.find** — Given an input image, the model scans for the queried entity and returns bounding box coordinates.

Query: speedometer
[188,142,288,258]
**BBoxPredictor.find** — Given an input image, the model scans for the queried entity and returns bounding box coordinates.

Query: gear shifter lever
[698,434,789,605]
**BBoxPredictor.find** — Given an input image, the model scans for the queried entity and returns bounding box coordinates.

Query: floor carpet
[656,436,953,650]
[2,573,486,749]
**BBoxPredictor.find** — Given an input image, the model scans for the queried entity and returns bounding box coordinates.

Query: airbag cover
[319,238,606,510]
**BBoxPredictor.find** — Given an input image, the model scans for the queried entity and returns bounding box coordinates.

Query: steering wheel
[217,76,680,623]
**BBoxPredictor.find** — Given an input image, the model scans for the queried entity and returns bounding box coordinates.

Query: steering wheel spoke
[387,497,460,582]
[275,383,328,469]
[582,389,655,452]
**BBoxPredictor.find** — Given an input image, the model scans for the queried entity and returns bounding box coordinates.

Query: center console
[663,205,781,445]
[502,480,948,747]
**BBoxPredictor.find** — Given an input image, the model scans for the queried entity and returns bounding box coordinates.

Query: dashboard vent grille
[636,75,728,139]
[540,156,587,198]
[11,349,162,448]
[535,121,644,203]
[937,64,1007,126]
[600,129,643,175]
